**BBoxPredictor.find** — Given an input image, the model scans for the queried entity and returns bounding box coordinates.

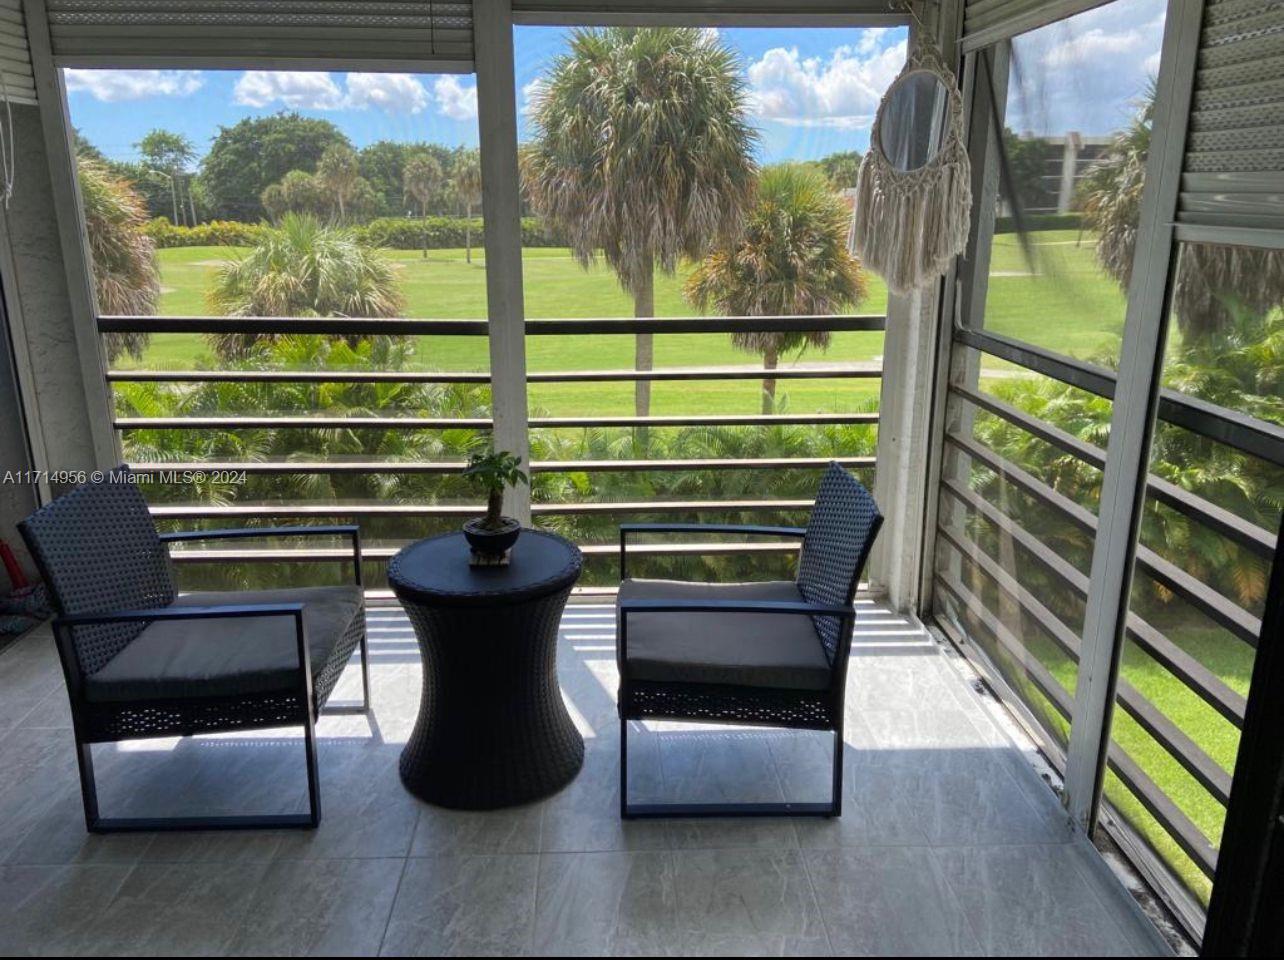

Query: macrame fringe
[850,52,972,295]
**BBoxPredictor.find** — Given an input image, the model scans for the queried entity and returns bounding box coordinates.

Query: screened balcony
[2,0,1283,957]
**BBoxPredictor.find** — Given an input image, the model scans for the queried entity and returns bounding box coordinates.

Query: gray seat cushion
[617,579,832,691]
[85,586,363,703]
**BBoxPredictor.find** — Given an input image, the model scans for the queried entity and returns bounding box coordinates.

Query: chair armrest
[159,525,363,587]
[617,599,851,617]
[158,525,359,542]
[618,523,805,579]
[57,602,305,627]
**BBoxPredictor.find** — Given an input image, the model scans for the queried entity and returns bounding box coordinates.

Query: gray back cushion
[19,468,175,675]
[796,463,883,662]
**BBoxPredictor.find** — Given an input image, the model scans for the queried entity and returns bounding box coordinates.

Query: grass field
[127,229,1126,415]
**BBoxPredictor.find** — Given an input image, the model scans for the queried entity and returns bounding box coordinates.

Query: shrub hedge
[146,216,560,249]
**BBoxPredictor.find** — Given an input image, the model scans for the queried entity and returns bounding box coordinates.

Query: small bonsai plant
[461,448,528,557]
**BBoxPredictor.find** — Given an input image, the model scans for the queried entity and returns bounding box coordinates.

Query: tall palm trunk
[762,344,779,414]
[187,179,197,226]
[169,174,179,224]
[633,258,654,431]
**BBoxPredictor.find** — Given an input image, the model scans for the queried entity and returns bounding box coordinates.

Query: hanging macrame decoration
[850,47,971,295]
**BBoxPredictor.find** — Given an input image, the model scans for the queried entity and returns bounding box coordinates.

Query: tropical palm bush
[685,164,868,412]
[522,26,757,417]
[206,213,404,359]
[77,158,161,362]
[115,330,878,588]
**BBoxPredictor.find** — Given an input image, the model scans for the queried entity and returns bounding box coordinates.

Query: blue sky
[65,5,1163,168]
[65,26,907,166]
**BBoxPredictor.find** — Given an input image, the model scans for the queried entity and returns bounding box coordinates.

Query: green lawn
[131,229,1124,415]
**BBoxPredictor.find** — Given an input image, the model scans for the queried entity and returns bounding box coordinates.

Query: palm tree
[317,144,361,223]
[1079,87,1284,344]
[77,158,161,362]
[206,213,404,359]
[522,27,757,419]
[403,153,443,258]
[685,165,867,413]
[452,147,482,265]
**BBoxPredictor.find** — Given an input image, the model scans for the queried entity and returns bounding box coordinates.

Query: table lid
[387,530,583,605]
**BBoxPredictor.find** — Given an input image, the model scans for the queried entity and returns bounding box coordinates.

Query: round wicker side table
[388,530,584,809]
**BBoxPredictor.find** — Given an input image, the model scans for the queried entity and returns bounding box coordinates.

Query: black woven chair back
[19,467,175,677]
[796,462,883,662]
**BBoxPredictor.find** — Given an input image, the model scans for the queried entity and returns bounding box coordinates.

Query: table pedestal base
[398,585,584,809]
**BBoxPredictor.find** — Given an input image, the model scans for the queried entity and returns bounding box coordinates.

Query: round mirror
[876,69,952,172]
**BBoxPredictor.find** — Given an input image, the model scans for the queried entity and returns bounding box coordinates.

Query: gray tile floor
[0,600,1168,956]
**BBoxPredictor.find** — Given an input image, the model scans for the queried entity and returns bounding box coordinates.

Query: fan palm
[77,158,161,362]
[317,144,361,222]
[522,27,757,418]
[1079,86,1284,344]
[452,147,482,265]
[206,213,404,359]
[685,165,868,412]
[403,153,443,258]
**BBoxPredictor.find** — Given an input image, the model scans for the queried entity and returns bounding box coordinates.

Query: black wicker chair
[616,462,882,819]
[18,467,369,833]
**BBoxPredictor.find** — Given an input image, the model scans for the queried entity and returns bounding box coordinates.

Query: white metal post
[21,0,118,470]
[473,0,532,524]
[1063,0,1205,828]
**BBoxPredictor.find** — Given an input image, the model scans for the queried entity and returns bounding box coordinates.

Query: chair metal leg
[359,632,371,710]
[321,632,372,715]
[81,715,323,833]
[619,716,629,820]
[619,721,843,820]
[831,726,844,818]
[303,704,322,828]
[76,739,99,831]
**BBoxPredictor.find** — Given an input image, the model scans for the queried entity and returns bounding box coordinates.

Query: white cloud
[233,70,471,119]
[234,71,344,109]
[433,75,478,120]
[345,73,430,114]
[1042,27,1148,69]
[746,40,906,129]
[854,28,889,56]
[64,69,203,102]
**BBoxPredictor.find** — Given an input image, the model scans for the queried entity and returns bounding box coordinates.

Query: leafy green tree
[206,214,404,359]
[260,169,326,220]
[818,150,863,190]
[200,112,350,221]
[317,143,361,223]
[452,147,482,264]
[1001,128,1049,213]
[358,140,411,216]
[686,165,868,412]
[403,153,444,258]
[523,27,757,419]
[137,129,197,226]
[77,158,160,362]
